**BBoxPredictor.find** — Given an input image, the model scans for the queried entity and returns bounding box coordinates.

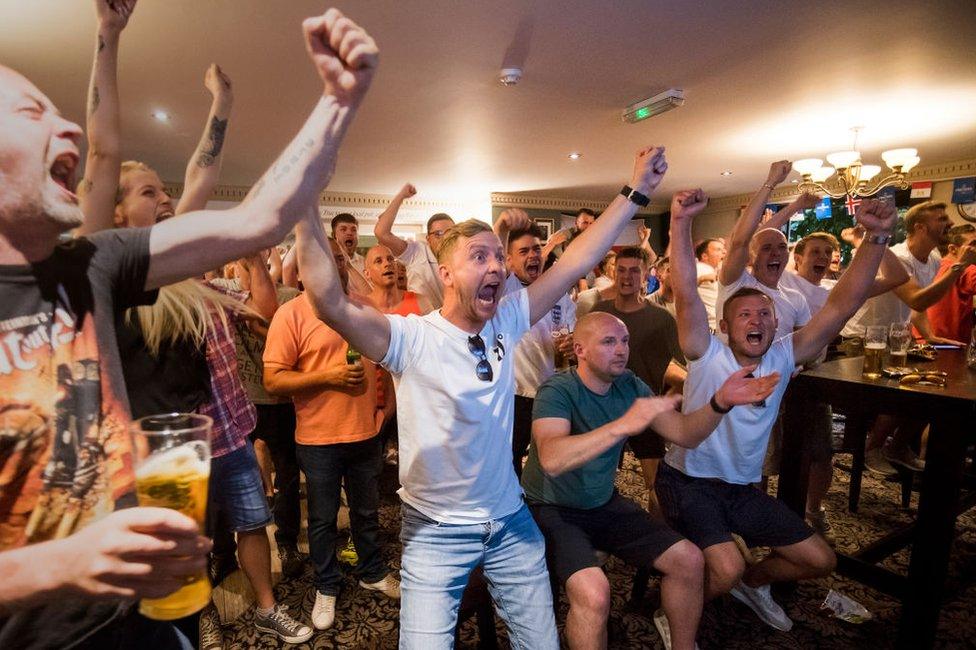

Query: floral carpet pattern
[218,453,976,649]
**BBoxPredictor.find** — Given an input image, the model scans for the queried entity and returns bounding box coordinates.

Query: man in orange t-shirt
[927,225,976,343]
[263,238,399,631]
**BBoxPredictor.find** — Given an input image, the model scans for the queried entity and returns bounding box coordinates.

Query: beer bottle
[347,345,362,365]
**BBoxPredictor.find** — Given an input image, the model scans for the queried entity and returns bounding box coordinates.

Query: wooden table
[778,349,976,650]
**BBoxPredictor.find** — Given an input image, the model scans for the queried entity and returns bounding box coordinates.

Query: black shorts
[528,492,685,585]
[626,427,665,459]
[655,462,813,550]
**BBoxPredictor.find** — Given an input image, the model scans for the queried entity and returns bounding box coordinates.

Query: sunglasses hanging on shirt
[467,335,494,382]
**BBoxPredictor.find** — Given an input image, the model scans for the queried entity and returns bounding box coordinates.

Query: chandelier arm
[798,180,845,199]
[853,172,910,198]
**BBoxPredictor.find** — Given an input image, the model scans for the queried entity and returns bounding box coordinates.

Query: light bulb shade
[881,148,918,169]
[901,156,920,173]
[793,158,824,175]
[826,150,861,169]
[810,166,835,183]
[859,165,882,182]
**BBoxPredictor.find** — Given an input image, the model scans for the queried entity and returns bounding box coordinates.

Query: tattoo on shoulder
[90,85,100,113]
[196,116,229,168]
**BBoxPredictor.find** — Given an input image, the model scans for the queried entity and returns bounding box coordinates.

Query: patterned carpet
[215,452,976,649]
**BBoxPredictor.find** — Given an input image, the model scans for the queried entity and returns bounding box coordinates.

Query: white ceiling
[2,0,974,207]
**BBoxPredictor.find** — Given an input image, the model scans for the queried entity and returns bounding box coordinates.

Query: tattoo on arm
[98,35,105,53]
[196,116,229,168]
[89,85,100,113]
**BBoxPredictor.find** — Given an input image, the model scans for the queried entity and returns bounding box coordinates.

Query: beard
[41,185,84,231]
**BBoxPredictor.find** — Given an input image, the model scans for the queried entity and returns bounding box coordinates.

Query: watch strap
[709,393,733,414]
[620,185,650,207]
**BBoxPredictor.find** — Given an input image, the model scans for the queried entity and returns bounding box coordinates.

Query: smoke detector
[499,68,523,86]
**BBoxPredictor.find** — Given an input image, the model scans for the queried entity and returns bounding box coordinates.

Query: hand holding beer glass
[131,413,212,620]
[862,325,887,379]
[888,322,912,367]
[552,327,574,371]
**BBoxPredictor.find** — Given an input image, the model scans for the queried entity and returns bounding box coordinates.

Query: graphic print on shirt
[0,303,132,549]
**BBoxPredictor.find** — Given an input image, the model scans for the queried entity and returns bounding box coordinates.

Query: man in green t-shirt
[521,312,778,650]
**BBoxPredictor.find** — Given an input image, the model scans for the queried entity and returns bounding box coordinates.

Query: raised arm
[761,191,819,233]
[793,199,897,364]
[295,208,392,361]
[176,64,233,215]
[637,223,658,265]
[373,183,416,256]
[719,160,792,286]
[668,189,712,360]
[865,246,910,298]
[526,146,667,324]
[237,252,278,321]
[267,245,283,284]
[146,8,378,289]
[76,0,136,235]
[540,227,571,261]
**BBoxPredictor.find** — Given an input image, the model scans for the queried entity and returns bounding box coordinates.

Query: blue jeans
[297,436,388,595]
[398,501,558,649]
[207,441,273,534]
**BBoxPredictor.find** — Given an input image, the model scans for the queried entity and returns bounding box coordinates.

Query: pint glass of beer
[862,326,887,379]
[130,413,212,620]
[888,322,911,367]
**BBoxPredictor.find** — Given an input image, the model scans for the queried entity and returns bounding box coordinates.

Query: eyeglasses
[467,335,494,382]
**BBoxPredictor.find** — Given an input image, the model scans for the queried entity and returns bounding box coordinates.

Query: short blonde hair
[116,160,155,204]
[795,231,839,255]
[436,219,494,263]
[904,201,946,234]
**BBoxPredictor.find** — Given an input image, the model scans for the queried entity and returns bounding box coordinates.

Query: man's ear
[718,319,728,335]
[438,263,453,287]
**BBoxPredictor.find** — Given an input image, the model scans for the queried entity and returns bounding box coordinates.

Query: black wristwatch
[709,393,733,414]
[620,185,650,207]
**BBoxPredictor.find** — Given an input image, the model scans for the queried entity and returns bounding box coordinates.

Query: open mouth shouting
[476,281,500,311]
[49,152,79,201]
[745,329,765,347]
[524,258,541,280]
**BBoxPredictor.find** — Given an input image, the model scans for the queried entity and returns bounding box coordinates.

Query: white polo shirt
[399,240,443,314]
[665,334,795,484]
[381,290,530,523]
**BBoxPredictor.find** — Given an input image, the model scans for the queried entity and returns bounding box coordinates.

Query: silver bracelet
[865,233,892,245]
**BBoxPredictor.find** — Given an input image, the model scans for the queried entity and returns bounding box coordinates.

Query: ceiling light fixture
[568,152,581,160]
[152,109,170,122]
[720,170,733,176]
[622,88,684,124]
[794,127,919,198]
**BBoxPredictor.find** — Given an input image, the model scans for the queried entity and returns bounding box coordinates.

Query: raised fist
[670,189,709,221]
[303,8,379,106]
[637,223,651,244]
[631,146,668,195]
[498,208,532,232]
[795,191,820,211]
[398,183,417,199]
[766,160,793,187]
[95,0,136,33]
[204,64,233,103]
[855,198,897,234]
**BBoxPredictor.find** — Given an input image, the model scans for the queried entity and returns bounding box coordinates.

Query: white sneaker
[311,592,336,630]
[730,582,793,631]
[359,573,401,599]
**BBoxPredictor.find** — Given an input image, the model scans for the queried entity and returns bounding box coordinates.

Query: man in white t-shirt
[373,183,454,314]
[694,238,725,330]
[661,187,896,632]
[499,223,576,477]
[293,146,670,648]
[842,201,969,475]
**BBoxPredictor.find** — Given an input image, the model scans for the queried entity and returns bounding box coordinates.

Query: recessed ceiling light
[791,179,799,183]
[568,152,582,160]
[720,170,733,176]
[152,110,170,122]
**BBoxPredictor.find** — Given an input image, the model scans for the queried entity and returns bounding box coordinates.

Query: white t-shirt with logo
[841,241,941,336]
[399,240,443,314]
[715,271,812,340]
[665,334,795,484]
[779,270,830,316]
[502,274,576,399]
[381,290,530,523]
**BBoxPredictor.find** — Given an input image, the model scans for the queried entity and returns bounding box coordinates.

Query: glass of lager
[888,322,911,367]
[862,325,887,379]
[130,413,212,620]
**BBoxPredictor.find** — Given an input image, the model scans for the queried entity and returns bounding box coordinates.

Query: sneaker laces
[268,605,307,634]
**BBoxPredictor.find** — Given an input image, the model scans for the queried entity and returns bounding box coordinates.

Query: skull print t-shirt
[0,227,156,649]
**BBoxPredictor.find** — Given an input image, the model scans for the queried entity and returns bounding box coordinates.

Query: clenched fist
[303,8,379,106]
[765,160,792,187]
[854,199,897,235]
[670,189,709,221]
[631,146,668,196]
